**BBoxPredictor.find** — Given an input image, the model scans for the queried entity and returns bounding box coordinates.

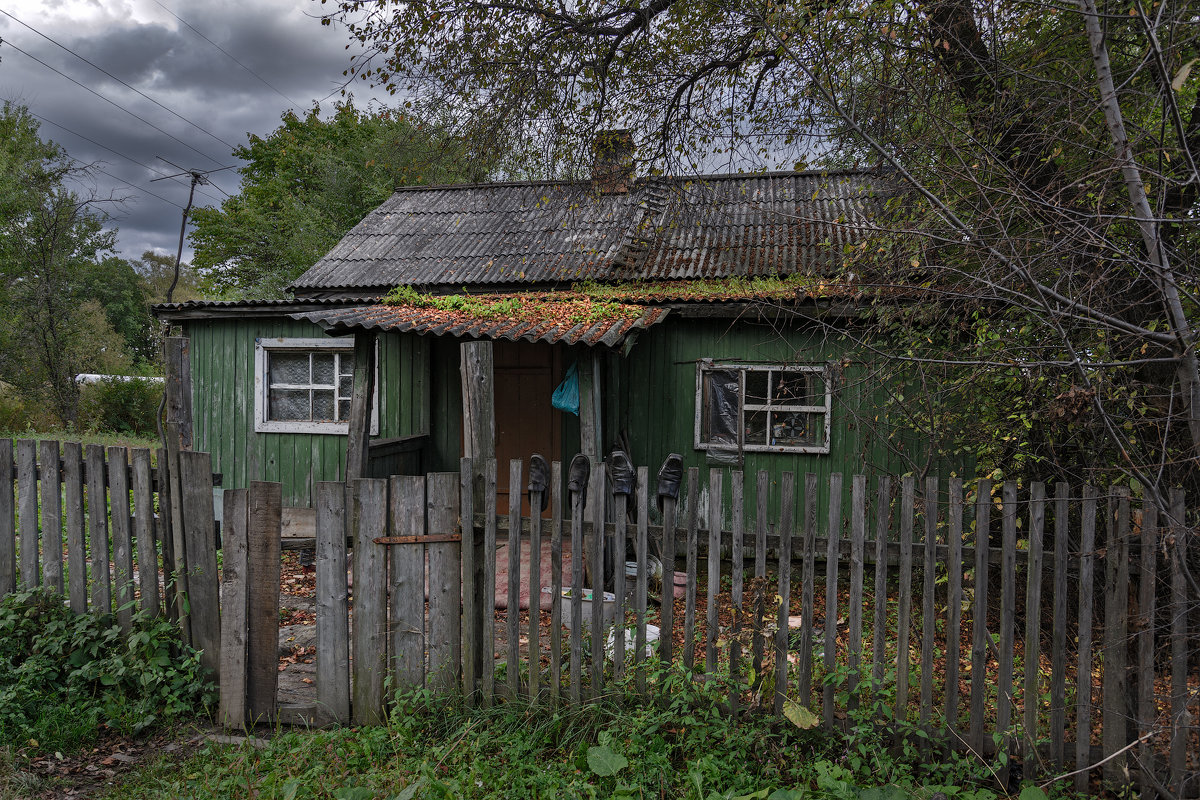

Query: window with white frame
[695,361,832,455]
[254,338,376,434]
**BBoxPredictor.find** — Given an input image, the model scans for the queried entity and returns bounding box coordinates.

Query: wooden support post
[219,488,249,728]
[164,336,193,450]
[460,341,495,699]
[577,351,599,458]
[180,450,220,680]
[345,332,377,482]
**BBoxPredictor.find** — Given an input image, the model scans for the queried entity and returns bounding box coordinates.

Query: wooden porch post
[577,350,600,457]
[345,332,377,481]
[460,340,495,699]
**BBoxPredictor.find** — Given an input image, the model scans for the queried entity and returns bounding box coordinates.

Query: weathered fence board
[179,450,220,679]
[705,469,722,674]
[506,461,522,699]
[1075,485,1097,793]
[1023,482,1045,775]
[945,477,963,734]
[0,441,14,599]
[315,481,350,725]
[799,472,816,707]
[18,439,39,588]
[389,475,426,692]
[107,446,135,632]
[426,472,461,694]
[40,441,63,595]
[1102,488,1130,784]
[64,442,86,614]
[773,472,795,716]
[350,478,388,725]
[969,479,991,754]
[247,481,283,724]
[920,477,937,730]
[683,467,699,672]
[824,472,842,726]
[219,488,250,728]
[895,476,914,728]
[1050,482,1068,770]
[84,444,112,614]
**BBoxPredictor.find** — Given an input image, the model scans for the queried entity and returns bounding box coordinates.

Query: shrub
[0,588,215,757]
[78,377,163,437]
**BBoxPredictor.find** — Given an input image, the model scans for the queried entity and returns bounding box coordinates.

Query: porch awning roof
[290,302,669,349]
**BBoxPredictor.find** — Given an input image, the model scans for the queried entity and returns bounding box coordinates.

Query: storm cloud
[0,0,390,265]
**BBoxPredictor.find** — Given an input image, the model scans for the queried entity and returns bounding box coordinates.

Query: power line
[0,7,240,152]
[151,0,303,110]
[16,105,228,207]
[92,165,185,210]
[0,39,226,167]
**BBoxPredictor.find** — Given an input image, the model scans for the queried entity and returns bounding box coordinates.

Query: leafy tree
[0,102,133,424]
[324,0,1200,499]
[190,102,488,298]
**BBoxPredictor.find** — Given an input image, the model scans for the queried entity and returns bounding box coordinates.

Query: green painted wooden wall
[185,317,430,506]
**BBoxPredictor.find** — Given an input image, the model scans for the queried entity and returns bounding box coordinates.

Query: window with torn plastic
[694,361,832,456]
[253,338,377,434]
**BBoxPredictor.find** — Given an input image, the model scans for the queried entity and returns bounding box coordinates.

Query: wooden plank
[752,470,768,683]
[344,332,377,481]
[997,481,1018,786]
[729,469,744,712]
[164,337,193,449]
[1075,485,1097,793]
[659,486,677,668]
[107,446,135,633]
[483,459,498,706]
[705,469,722,674]
[1101,487,1130,785]
[63,442,86,614]
[683,467,699,671]
[847,474,865,713]
[569,466,585,705]
[350,478,387,725]
[824,472,842,725]
[180,450,220,680]
[894,476,915,728]
[315,482,350,725]
[389,475,426,692]
[0,441,13,600]
[920,476,937,730]
[460,458,478,704]
[17,439,39,588]
[969,479,992,754]
[1136,500,1157,799]
[798,472,817,707]
[611,489,626,680]
[39,440,63,595]
[635,466,650,696]
[1023,482,1046,776]
[1050,482,1069,769]
[428,472,461,694]
[550,461,564,707]
[507,459,523,699]
[945,477,964,735]
[156,446,178,627]
[165,424,189,639]
[374,534,460,545]
[772,472,795,716]
[589,462,606,695]
[84,444,112,614]
[529,477,543,700]
[1167,488,1187,791]
[460,342,496,700]
[247,481,283,725]
[131,448,158,617]
[872,476,891,705]
[219,488,249,728]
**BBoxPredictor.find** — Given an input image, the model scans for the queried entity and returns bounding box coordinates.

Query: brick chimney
[591,129,634,194]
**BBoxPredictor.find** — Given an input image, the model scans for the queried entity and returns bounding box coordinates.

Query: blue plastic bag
[552,362,580,416]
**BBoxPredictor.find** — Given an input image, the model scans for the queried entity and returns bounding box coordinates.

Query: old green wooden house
[155,160,918,523]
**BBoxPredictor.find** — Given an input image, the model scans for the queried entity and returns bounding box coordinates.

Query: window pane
[269,388,310,421]
[745,369,768,404]
[312,390,335,421]
[703,369,740,447]
[340,356,354,378]
[339,375,352,398]
[772,371,807,404]
[270,352,310,385]
[312,353,336,385]
[770,411,811,445]
[338,398,350,421]
[745,410,767,445]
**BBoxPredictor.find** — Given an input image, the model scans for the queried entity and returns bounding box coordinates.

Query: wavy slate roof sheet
[290,171,886,294]
[292,303,669,348]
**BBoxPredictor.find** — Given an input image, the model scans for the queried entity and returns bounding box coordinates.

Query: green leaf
[280,779,301,800]
[334,788,375,800]
[767,791,807,800]
[391,779,426,800]
[586,744,629,777]
[782,699,820,730]
[1018,787,1049,800]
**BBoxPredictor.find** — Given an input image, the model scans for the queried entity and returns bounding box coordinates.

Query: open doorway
[493,340,563,515]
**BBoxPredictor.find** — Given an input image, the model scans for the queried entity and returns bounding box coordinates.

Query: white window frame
[254,337,378,435]
[694,360,832,455]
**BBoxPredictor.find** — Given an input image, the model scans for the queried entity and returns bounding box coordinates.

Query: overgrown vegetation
[106,662,1060,800]
[0,588,215,760]
[77,378,165,438]
[384,285,646,324]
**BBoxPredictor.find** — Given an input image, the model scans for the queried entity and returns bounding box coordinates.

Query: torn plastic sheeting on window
[705,369,741,464]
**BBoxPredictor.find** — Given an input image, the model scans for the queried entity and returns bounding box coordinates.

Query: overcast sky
[0,0,388,264]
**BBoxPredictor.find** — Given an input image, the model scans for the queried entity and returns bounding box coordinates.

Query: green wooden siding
[186,318,429,506]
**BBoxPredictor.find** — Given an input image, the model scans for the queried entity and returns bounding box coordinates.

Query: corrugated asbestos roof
[290,171,886,293]
[292,304,669,348]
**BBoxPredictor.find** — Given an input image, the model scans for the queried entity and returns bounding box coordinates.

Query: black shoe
[568,453,590,495]
[527,453,550,512]
[656,453,683,511]
[609,449,634,495]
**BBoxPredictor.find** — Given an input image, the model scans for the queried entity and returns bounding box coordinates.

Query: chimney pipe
[592,129,634,194]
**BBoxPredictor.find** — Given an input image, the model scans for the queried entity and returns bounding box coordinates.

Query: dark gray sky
[0,0,388,264]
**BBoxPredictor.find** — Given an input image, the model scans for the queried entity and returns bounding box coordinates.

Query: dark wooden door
[493,340,562,516]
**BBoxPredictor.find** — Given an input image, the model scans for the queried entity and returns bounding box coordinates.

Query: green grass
[100,664,1051,800]
[0,427,160,452]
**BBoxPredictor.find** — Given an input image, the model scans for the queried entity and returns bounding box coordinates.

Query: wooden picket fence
[249,455,1197,795]
[0,438,222,679]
